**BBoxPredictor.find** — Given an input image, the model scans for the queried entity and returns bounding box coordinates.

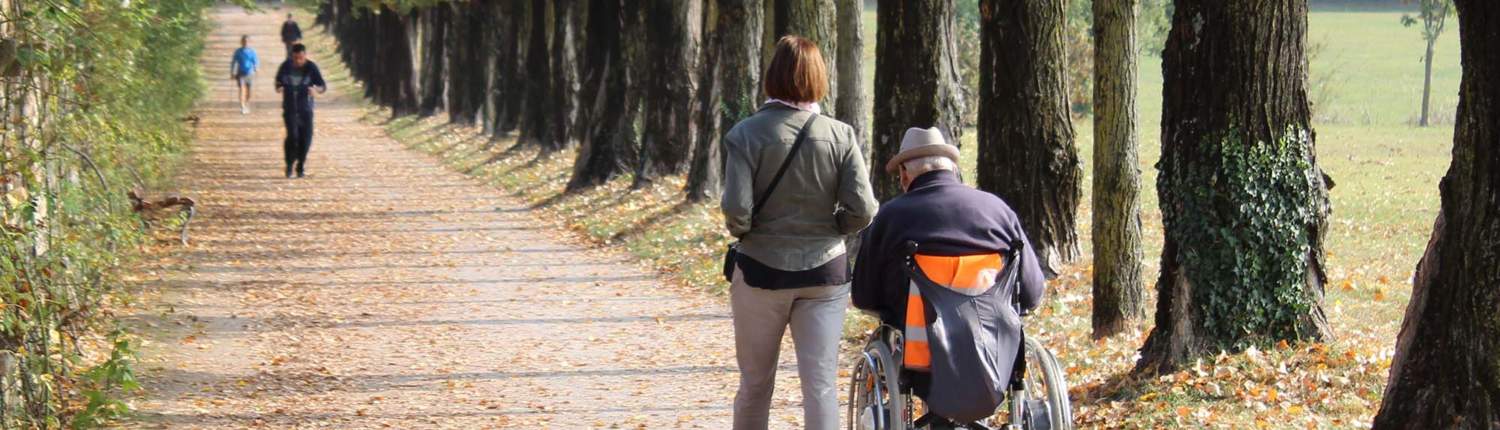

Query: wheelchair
[847,242,1073,430]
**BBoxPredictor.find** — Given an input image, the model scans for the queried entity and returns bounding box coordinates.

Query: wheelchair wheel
[1017,336,1073,430]
[848,339,909,429]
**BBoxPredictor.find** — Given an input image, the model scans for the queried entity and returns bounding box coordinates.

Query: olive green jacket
[721,103,879,272]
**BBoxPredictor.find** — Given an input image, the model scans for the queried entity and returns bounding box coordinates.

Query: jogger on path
[274,43,325,178]
[230,35,258,115]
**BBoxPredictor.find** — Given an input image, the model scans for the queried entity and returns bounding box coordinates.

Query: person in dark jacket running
[280,13,302,57]
[274,44,326,178]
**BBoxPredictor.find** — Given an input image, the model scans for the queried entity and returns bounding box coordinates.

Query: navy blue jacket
[852,170,1046,327]
[274,60,325,117]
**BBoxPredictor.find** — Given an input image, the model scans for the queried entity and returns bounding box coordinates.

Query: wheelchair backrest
[903,253,1005,371]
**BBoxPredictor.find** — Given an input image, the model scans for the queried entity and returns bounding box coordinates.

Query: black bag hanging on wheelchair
[900,240,1027,424]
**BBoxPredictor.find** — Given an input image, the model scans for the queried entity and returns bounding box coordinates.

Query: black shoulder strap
[751,112,819,218]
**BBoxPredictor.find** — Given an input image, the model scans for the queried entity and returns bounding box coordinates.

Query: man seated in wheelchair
[853,127,1047,426]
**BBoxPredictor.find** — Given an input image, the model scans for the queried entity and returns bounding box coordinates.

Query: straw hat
[885,127,960,174]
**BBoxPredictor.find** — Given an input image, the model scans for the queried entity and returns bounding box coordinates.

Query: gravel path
[126,6,815,429]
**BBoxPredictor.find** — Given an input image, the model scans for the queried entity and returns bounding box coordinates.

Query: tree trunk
[381,9,418,117]
[687,0,763,200]
[721,0,767,132]
[872,0,965,200]
[483,1,523,137]
[569,0,631,190]
[1373,1,1500,427]
[418,6,448,118]
[619,0,646,170]
[550,0,583,152]
[501,1,527,136]
[976,0,1082,277]
[636,0,703,186]
[687,0,725,202]
[1089,0,1147,339]
[446,1,487,125]
[1420,38,1435,127]
[1135,0,1333,375]
[773,0,837,115]
[835,0,868,152]
[519,0,554,147]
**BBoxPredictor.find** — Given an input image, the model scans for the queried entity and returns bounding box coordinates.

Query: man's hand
[275,86,282,94]
[316,85,327,95]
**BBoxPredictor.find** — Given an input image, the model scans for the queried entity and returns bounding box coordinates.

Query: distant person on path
[230,35,258,115]
[720,35,879,430]
[280,13,302,57]
[274,43,325,179]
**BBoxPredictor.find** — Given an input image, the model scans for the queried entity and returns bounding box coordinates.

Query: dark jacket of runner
[274,60,325,117]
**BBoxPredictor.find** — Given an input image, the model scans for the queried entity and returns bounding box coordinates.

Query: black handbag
[723,112,821,282]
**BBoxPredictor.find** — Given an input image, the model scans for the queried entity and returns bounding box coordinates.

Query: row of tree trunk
[320,0,867,199]
[320,2,1500,426]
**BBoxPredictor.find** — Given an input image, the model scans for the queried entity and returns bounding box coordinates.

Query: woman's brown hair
[763,35,828,103]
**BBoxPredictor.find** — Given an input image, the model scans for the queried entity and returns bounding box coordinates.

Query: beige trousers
[730,267,849,430]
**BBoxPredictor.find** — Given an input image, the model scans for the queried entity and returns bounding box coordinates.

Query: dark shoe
[296,170,305,178]
[285,165,293,178]
[295,161,305,178]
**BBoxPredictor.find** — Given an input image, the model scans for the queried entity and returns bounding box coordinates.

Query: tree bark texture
[569,0,631,191]
[519,0,555,148]
[618,0,646,170]
[483,1,523,136]
[773,0,837,115]
[551,0,583,151]
[872,0,965,200]
[718,0,766,141]
[445,1,488,125]
[1089,0,1147,339]
[689,0,764,200]
[835,0,868,153]
[637,0,703,185]
[686,0,725,202]
[379,9,418,117]
[1420,38,1435,127]
[976,0,1082,277]
[1136,0,1333,375]
[417,6,448,117]
[1373,1,1500,427]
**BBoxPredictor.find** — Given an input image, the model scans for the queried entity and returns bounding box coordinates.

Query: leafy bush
[0,0,215,427]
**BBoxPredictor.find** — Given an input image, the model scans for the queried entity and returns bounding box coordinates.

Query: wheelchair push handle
[899,239,1025,257]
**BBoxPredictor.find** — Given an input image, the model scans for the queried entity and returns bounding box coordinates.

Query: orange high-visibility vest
[904,253,1005,371]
